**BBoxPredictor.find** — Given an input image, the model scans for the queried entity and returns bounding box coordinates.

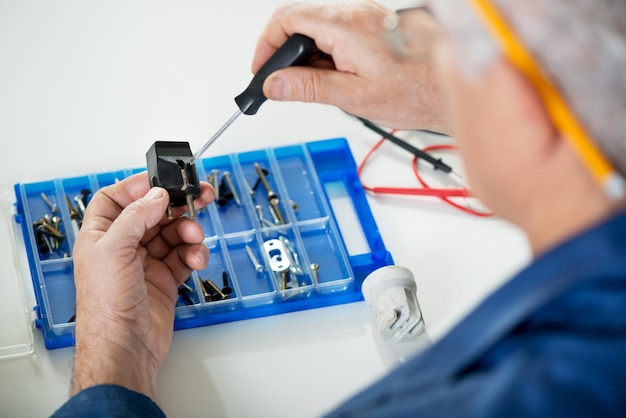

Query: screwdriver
[192,34,318,162]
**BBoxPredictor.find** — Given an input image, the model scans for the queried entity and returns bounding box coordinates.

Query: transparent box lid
[0,193,34,360]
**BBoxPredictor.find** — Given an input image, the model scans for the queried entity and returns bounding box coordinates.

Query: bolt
[310,263,320,285]
[245,245,264,273]
[221,171,241,206]
[40,192,58,214]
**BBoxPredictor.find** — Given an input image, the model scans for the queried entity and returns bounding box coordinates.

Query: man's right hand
[252,0,451,133]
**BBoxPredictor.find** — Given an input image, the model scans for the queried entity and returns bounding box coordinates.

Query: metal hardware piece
[221,271,233,296]
[203,277,228,300]
[254,163,276,200]
[310,263,320,285]
[40,192,58,214]
[243,175,255,197]
[221,171,241,206]
[268,201,281,225]
[179,281,194,294]
[279,236,303,276]
[74,195,86,219]
[256,204,275,227]
[199,278,211,302]
[80,189,92,206]
[263,239,290,272]
[281,270,289,290]
[35,218,64,239]
[245,245,264,272]
[177,286,194,305]
[208,169,220,204]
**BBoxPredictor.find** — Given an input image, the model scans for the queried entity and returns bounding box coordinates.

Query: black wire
[355,116,453,174]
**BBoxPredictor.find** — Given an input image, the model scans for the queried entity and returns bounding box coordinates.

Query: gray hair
[431,0,626,177]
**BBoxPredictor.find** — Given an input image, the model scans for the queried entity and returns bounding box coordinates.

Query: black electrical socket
[146,141,201,220]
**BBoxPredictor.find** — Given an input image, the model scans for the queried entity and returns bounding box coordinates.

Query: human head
[418,0,626,250]
[430,0,626,177]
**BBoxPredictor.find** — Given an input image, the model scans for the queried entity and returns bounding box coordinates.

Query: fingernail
[146,187,164,200]
[268,77,289,100]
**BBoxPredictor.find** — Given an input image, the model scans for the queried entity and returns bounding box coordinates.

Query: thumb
[105,187,169,249]
[263,67,357,105]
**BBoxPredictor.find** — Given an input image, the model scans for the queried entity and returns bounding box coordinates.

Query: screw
[65,195,79,220]
[36,227,53,254]
[179,281,194,294]
[74,195,86,219]
[177,287,194,305]
[221,171,241,206]
[199,278,211,302]
[245,245,264,273]
[80,189,92,206]
[310,263,320,285]
[40,192,58,214]
[203,277,227,300]
[269,200,285,224]
[208,169,221,204]
[252,165,269,191]
[255,204,274,227]
[201,278,217,300]
[35,218,64,239]
[254,163,277,200]
[281,270,289,290]
[221,271,233,296]
[243,175,255,197]
[51,216,62,231]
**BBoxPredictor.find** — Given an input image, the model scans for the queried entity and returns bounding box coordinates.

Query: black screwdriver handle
[235,34,318,115]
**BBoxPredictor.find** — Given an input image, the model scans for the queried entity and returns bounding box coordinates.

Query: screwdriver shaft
[193,109,242,162]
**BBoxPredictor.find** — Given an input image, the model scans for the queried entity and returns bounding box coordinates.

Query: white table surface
[0,1,530,417]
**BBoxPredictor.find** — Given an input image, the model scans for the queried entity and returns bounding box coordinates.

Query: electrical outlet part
[362,266,425,343]
[146,141,201,220]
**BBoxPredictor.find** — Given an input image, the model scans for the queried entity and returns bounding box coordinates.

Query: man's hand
[71,172,214,402]
[252,1,450,133]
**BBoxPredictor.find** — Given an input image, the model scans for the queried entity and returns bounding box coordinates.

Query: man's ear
[490,57,560,160]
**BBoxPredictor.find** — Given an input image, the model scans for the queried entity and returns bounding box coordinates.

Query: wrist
[72,315,160,401]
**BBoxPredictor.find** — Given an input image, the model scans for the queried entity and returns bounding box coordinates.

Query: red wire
[358,133,493,217]
[413,145,493,217]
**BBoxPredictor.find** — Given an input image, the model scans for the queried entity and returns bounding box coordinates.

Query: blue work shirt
[52,210,626,417]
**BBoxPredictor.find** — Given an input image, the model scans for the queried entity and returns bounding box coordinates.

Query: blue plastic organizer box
[13,137,393,349]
